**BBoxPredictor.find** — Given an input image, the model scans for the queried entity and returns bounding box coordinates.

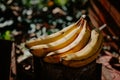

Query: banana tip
[81,14,86,18]
[99,24,107,31]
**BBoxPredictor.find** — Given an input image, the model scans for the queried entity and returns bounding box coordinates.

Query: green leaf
[4,30,11,40]
[54,0,68,6]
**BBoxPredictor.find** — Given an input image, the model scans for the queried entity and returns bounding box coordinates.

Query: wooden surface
[0,40,16,80]
[33,56,102,80]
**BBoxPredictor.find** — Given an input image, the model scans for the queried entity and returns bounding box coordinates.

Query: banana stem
[81,14,86,18]
[99,24,107,31]
[75,15,87,25]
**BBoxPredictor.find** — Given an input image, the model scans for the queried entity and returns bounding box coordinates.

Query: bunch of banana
[44,19,91,63]
[25,15,104,68]
[25,15,84,48]
[27,15,86,57]
[44,26,103,66]
[30,26,82,57]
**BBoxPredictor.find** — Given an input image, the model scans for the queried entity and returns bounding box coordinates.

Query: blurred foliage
[0,0,89,43]
[54,0,68,6]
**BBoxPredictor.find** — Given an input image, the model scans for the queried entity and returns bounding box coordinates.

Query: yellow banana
[47,20,90,55]
[30,22,84,57]
[62,45,103,68]
[62,28,103,61]
[44,20,91,63]
[25,16,84,48]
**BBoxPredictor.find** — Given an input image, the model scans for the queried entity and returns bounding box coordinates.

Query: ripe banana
[62,28,103,61]
[62,45,103,68]
[25,14,104,68]
[44,20,91,63]
[48,20,90,55]
[25,16,85,48]
[30,22,84,57]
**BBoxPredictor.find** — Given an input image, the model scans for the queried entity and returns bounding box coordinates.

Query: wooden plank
[89,0,120,37]
[99,0,120,27]
[0,40,16,80]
